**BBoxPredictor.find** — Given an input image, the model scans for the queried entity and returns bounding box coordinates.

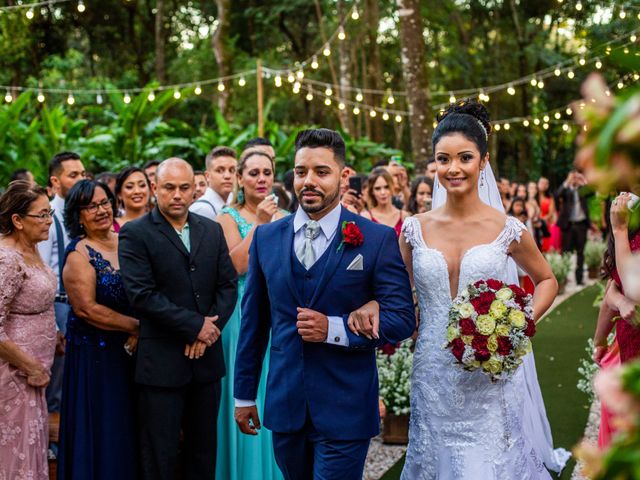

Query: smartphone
[348,176,362,196]
[629,193,640,211]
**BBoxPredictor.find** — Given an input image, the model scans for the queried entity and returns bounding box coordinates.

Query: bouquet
[444,279,535,381]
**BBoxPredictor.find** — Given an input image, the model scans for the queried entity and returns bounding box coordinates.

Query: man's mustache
[300,188,324,198]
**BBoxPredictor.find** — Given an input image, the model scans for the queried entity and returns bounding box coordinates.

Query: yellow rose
[446,325,460,342]
[509,310,526,329]
[496,287,514,302]
[495,324,511,337]
[483,357,503,375]
[476,315,496,335]
[489,300,508,319]
[487,334,499,352]
[470,360,481,369]
[462,335,474,345]
[456,302,475,318]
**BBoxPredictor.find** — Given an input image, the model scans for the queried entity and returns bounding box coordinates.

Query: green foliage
[584,240,607,270]
[545,251,573,285]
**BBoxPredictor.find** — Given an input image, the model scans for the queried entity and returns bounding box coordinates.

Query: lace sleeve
[0,249,25,341]
[401,216,421,249]
[496,216,527,252]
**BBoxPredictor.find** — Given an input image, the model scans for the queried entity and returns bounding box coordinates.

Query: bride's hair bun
[432,98,492,156]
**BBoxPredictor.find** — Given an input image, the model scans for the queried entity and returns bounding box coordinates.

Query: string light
[503,123,510,130]
[338,102,345,110]
[369,110,377,118]
[26,8,34,19]
[543,123,549,130]
[507,85,516,96]
[619,10,626,19]
[217,81,225,92]
[37,92,45,103]
[353,106,360,115]
[575,2,583,11]
[4,91,12,103]
[533,118,540,125]
[238,77,246,87]
[523,119,530,127]
[449,92,456,103]
[123,92,131,104]
[537,80,545,89]
[322,46,331,57]
[565,107,572,115]
[311,57,319,69]
[554,112,561,120]
[324,98,331,106]
[595,60,602,69]
[494,124,501,131]
[617,81,624,89]
[296,70,304,80]
[351,7,360,20]
[77,0,85,12]
[382,112,390,121]
[338,26,346,41]
[567,70,575,79]
[387,93,395,105]
[147,91,155,102]
[275,75,282,87]
[173,90,181,99]
[96,94,103,105]
[305,92,313,101]
[287,73,295,83]
[530,78,538,87]
[632,34,637,42]
[579,57,586,66]
[355,91,364,102]
[624,48,630,54]
[543,115,550,122]
[554,68,561,76]
[67,93,75,105]
[325,87,333,96]
[562,123,570,132]
[194,85,202,95]
[395,115,402,123]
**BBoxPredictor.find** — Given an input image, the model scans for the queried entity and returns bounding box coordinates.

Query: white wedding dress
[400,216,552,480]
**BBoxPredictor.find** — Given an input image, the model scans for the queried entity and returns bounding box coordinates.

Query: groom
[234,128,415,479]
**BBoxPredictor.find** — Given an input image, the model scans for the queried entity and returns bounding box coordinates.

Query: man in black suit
[556,170,592,285]
[119,158,237,480]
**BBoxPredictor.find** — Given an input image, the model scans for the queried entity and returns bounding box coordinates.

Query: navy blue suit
[235,207,415,478]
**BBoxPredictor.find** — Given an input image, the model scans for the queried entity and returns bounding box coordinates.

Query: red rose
[470,291,496,315]
[459,318,476,335]
[497,336,512,355]
[486,279,504,291]
[474,348,491,362]
[474,280,485,288]
[524,319,536,337]
[472,334,488,351]
[508,284,527,299]
[450,338,465,361]
[342,222,364,247]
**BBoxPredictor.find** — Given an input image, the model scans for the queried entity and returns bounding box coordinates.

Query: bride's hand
[347,301,380,339]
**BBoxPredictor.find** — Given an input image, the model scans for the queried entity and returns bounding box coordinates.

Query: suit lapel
[151,208,190,258]
[280,216,304,306]
[308,207,349,307]
[188,213,206,260]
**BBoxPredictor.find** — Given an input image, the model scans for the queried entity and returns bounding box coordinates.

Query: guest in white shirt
[189,146,237,221]
[37,152,85,416]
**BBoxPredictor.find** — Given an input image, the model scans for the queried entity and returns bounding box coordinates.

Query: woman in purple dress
[0,181,58,480]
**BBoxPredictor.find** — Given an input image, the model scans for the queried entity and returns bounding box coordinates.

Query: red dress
[370,211,404,237]
[540,196,561,252]
[611,231,640,362]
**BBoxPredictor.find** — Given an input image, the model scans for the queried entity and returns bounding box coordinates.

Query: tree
[212,0,232,116]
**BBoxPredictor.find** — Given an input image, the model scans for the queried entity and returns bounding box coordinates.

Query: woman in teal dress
[216,149,287,480]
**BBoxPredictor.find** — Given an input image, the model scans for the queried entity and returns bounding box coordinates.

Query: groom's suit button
[190,264,196,271]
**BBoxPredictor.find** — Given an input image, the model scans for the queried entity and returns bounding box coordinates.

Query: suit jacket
[118,208,237,387]
[555,183,591,230]
[234,207,415,440]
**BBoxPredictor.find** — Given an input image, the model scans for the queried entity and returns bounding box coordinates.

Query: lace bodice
[400,216,550,479]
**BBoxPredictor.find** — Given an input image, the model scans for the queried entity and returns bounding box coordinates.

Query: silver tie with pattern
[296,220,321,269]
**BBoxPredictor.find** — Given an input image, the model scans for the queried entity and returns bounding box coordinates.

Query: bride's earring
[480,170,485,187]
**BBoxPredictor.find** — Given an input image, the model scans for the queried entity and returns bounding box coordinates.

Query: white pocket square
[347,254,364,271]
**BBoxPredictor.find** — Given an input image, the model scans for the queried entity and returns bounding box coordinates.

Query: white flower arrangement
[377,340,413,416]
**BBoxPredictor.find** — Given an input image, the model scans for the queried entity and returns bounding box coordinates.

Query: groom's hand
[296,308,328,342]
[235,406,261,435]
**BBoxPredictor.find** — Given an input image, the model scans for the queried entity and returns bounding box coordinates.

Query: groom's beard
[298,187,339,214]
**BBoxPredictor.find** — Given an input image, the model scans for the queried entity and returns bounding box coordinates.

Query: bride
[399,101,559,479]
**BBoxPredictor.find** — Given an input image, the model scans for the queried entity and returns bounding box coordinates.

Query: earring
[237,187,245,204]
[480,170,485,187]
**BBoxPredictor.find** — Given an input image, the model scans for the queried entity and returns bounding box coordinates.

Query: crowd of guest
[0,133,637,480]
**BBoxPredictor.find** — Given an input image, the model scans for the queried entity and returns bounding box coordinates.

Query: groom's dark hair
[294,128,346,166]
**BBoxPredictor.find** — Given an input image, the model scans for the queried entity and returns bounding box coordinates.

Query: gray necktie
[296,220,321,269]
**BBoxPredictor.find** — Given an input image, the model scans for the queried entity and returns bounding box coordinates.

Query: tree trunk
[212,0,231,116]
[155,0,166,83]
[397,0,432,170]
[365,0,383,142]
[337,0,353,134]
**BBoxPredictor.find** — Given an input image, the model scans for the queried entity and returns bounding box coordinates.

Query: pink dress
[0,246,57,480]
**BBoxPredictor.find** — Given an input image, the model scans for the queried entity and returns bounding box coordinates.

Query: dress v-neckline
[413,219,509,301]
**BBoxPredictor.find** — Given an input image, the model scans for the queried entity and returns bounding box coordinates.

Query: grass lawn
[380,284,600,480]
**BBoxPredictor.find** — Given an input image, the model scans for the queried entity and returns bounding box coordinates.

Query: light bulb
[324,98,331,106]
[523,119,530,127]
[369,110,377,118]
[67,94,75,105]
[567,70,575,79]
[338,27,346,41]
[533,118,540,125]
[96,94,103,104]
[449,93,456,104]
[504,123,510,130]
[543,115,550,122]
[620,10,626,19]
[322,46,331,57]
[562,124,569,132]
[37,92,45,103]
[494,124,501,131]
[173,90,181,99]
[5,92,12,103]
[537,80,545,89]
[579,57,586,66]
[296,70,304,80]
[576,2,582,11]
[238,77,246,87]
[355,91,363,102]
[306,92,313,101]
[311,57,319,69]
[530,78,538,87]
[77,1,85,12]
[275,75,282,87]
[543,123,549,130]
[351,8,360,20]
[26,9,34,19]
[194,85,202,95]
[387,95,395,105]
[635,74,640,81]
[507,85,516,95]
[632,34,638,42]
[595,60,602,69]
[624,48,630,54]
[395,115,402,123]
[554,112,561,120]
[123,93,131,104]
[617,81,624,89]
[433,121,438,128]
[353,106,360,115]
[147,92,155,102]
[287,73,295,83]
[293,81,301,90]
[217,82,225,92]
[382,112,390,121]
[554,68,561,76]
[338,102,345,110]
[565,107,572,115]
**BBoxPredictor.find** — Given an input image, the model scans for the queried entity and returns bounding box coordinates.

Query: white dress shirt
[235,204,349,408]
[189,187,230,222]
[37,195,68,295]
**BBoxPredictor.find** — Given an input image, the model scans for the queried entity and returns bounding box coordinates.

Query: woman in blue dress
[58,180,139,479]
[216,149,287,480]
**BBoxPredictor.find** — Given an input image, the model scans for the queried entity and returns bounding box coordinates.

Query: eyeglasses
[22,209,55,221]
[80,198,113,214]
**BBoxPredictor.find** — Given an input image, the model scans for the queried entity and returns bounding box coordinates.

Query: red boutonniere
[337,221,364,252]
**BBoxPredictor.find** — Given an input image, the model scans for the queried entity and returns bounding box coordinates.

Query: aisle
[378,284,600,480]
